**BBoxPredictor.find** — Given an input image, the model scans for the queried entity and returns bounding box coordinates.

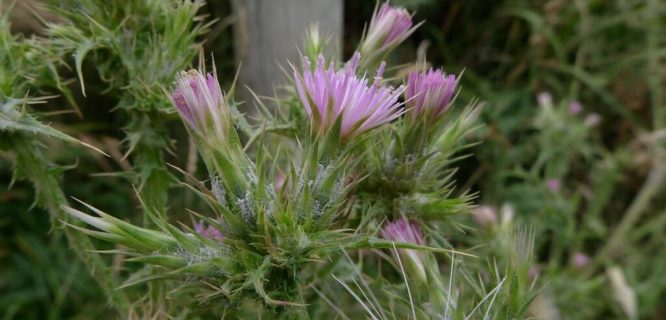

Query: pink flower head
[547,179,561,192]
[361,3,414,54]
[405,68,458,119]
[568,100,583,115]
[293,52,405,140]
[571,252,590,269]
[169,69,228,140]
[584,113,601,127]
[381,217,425,245]
[529,265,540,281]
[537,92,552,108]
[473,205,498,228]
[381,218,426,281]
[274,171,290,194]
[194,221,224,241]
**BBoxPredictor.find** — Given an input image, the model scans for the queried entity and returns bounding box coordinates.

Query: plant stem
[589,167,665,274]
[9,134,130,314]
[647,0,664,130]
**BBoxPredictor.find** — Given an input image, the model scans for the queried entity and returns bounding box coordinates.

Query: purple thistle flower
[568,100,583,115]
[473,205,498,228]
[169,69,228,140]
[194,221,224,241]
[381,217,425,245]
[405,68,458,119]
[293,52,405,140]
[571,252,590,269]
[381,217,426,281]
[547,179,561,192]
[585,113,601,127]
[537,92,552,108]
[274,171,289,193]
[529,265,540,281]
[361,3,414,54]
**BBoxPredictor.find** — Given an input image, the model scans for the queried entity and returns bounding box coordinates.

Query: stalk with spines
[0,9,131,313]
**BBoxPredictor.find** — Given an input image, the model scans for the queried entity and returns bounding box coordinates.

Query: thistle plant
[0,6,132,313]
[2,1,547,319]
[4,0,665,318]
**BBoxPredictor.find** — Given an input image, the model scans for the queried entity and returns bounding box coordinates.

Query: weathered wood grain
[232,0,343,106]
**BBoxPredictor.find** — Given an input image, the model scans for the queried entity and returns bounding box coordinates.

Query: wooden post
[232,0,343,105]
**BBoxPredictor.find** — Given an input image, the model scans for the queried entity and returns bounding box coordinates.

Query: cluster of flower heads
[291,53,460,139]
[168,2,459,248]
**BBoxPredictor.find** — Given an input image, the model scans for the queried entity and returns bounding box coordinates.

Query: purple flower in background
[360,3,414,54]
[169,69,228,140]
[405,68,458,119]
[473,205,498,228]
[568,100,583,115]
[381,217,427,281]
[529,265,540,281]
[293,53,405,140]
[547,179,561,192]
[571,252,590,269]
[585,113,601,127]
[194,221,224,241]
[537,92,552,108]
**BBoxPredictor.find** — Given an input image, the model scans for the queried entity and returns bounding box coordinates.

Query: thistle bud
[473,205,497,228]
[570,252,590,269]
[274,171,289,193]
[194,221,224,241]
[568,100,583,115]
[169,68,252,200]
[537,92,552,108]
[360,3,416,61]
[304,23,325,62]
[546,179,561,192]
[169,69,229,144]
[405,68,458,120]
[584,113,601,127]
[381,218,427,283]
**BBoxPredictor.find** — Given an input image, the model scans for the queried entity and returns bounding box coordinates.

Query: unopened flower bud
[169,69,229,144]
[473,205,497,228]
[570,252,590,269]
[194,221,224,241]
[360,3,415,58]
[381,218,427,283]
[568,100,583,115]
[546,179,561,192]
[584,113,601,127]
[529,265,540,281]
[537,92,552,108]
[274,171,290,193]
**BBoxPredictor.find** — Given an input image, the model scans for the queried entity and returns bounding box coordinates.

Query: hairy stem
[8,134,130,314]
